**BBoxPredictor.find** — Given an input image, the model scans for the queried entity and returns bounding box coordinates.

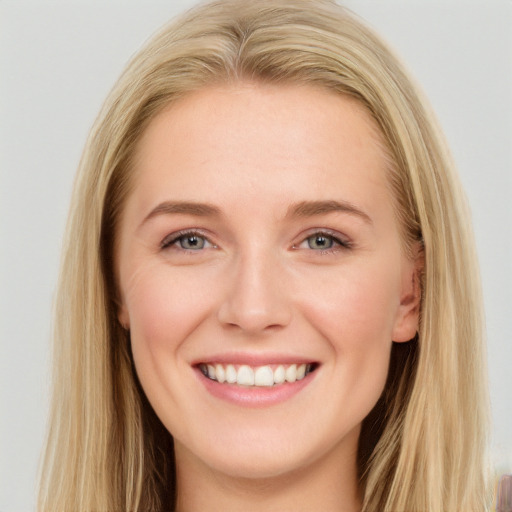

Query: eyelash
[160,230,215,251]
[294,230,352,255]
[160,229,352,254]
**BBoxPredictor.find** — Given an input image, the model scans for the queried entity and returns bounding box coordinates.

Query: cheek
[124,263,213,343]
[125,272,176,387]
[122,262,235,397]
[294,259,401,409]
[298,260,401,348]
[123,265,220,416]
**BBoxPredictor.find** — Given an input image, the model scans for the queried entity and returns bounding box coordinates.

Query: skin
[116,82,421,511]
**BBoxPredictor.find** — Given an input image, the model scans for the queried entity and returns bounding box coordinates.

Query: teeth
[285,364,297,383]
[226,364,237,384]
[274,365,286,384]
[215,364,225,383]
[254,366,274,387]
[199,362,314,387]
[237,365,254,386]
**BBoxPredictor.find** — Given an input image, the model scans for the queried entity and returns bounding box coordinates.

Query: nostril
[216,264,292,333]
[217,304,291,334]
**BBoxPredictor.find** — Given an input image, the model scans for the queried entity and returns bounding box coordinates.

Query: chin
[174,418,361,482]
[195,444,314,480]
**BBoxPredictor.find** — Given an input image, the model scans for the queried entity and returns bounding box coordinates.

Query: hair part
[38,1,491,510]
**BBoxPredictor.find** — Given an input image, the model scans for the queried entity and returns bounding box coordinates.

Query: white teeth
[226,364,237,384]
[200,362,314,387]
[215,364,225,383]
[285,364,297,383]
[254,366,274,387]
[273,365,286,384]
[237,365,254,386]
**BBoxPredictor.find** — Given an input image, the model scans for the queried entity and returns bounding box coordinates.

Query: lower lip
[195,367,317,408]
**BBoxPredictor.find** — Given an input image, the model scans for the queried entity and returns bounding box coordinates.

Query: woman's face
[116,82,420,480]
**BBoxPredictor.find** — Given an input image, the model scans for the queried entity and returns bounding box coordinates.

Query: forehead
[128,81,394,221]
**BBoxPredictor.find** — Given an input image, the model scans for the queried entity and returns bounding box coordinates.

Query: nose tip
[218,304,287,333]
[217,256,291,334]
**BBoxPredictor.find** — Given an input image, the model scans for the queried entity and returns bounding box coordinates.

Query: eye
[306,234,335,250]
[177,234,206,250]
[294,230,351,253]
[161,230,214,251]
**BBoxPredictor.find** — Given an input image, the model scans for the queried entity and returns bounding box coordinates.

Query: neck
[174,432,362,512]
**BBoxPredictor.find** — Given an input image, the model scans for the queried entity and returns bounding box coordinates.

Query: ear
[392,243,424,343]
[118,300,130,330]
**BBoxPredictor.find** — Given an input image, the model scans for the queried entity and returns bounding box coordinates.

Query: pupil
[308,234,333,250]
[180,235,204,250]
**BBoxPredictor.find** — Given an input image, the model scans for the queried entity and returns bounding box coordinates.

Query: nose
[217,249,292,334]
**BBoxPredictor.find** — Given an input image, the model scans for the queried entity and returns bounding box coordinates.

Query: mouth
[197,362,319,387]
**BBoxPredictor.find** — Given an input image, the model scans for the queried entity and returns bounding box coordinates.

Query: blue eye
[306,234,335,250]
[161,231,212,251]
[294,231,351,253]
[177,234,206,250]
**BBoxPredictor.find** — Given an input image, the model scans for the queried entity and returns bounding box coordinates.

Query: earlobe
[392,244,424,343]
[118,303,130,330]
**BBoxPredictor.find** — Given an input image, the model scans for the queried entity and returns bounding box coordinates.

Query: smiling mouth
[198,363,318,387]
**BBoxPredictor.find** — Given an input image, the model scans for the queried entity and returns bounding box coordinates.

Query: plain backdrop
[1,1,510,510]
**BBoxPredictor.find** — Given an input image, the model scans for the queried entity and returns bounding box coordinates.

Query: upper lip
[191,352,318,367]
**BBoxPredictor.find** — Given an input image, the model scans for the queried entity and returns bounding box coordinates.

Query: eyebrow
[286,200,373,224]
[141,201,221,226]
[140,199,372,227]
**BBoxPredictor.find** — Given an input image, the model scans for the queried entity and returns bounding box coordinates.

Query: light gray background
[1,1,510,510]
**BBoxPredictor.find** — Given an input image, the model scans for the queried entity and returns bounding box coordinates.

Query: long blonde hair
[38,1,491,510]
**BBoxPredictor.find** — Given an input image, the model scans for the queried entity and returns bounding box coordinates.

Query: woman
[37,0,491,510]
